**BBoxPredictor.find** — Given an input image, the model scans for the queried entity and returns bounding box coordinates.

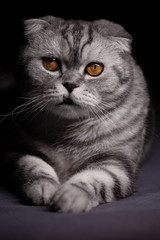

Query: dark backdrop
[0,2,159,115]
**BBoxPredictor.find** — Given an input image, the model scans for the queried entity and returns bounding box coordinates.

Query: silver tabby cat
[3,16,152,213]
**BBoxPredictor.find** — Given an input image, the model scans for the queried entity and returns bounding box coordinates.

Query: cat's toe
[24,179,59,206]
[50,183,98,213]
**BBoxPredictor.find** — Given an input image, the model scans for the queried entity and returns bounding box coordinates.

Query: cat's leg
[50,157,135,213]
[2,153,60,205]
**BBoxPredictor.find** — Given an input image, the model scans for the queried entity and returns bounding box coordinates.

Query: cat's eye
[85,62,103,76]
[43,58,61,71]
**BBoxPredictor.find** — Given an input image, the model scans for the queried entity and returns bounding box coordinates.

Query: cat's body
[0,16,153,212]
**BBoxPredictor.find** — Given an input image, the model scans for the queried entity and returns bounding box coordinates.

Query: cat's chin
[50,104,89,120]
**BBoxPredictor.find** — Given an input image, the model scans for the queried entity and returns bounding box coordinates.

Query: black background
[0,1,159,115]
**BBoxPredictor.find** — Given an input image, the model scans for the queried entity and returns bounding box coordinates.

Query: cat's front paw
[24,179,59,206]
[50,183,98,213]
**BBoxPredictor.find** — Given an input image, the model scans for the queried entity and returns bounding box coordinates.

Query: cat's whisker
[0,103,29,124]
[19,96,41,100]
[17,98,42,113]
[0,96,43,125]
[88,103,118,135]
[88,105,102,120]
[99,101,115,110]
[20,95,49,116]
[90,105,117,138]
[96,102,119,128]
[24,101,49,127]
[19,101,45,122]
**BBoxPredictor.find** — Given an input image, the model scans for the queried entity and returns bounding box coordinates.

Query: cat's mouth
[58,97,75,106]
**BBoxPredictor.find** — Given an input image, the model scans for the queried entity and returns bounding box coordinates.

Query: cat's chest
[34,118,115,181]
[39,143,88,182]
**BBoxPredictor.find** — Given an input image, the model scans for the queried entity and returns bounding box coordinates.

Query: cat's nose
[63,82,78,93]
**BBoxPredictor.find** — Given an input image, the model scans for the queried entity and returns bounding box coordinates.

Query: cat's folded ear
[110,36,132,53]
[94,19,133,53]
[24,19,50,36]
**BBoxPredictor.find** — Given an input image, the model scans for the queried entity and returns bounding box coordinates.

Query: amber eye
[85,62,103,76]
[43,58,60,71]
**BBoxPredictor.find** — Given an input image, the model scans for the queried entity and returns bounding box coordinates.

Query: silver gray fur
[3,16,152,213]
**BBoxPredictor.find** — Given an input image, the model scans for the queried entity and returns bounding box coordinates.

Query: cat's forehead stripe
[80,25,93,58]
[61,22,93,63]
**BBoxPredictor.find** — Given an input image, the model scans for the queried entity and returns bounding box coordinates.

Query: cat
[0,15,153,213]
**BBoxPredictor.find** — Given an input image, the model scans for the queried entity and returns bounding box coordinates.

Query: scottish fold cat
[1,16,153,213]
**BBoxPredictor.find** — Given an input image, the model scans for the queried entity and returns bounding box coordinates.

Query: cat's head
[19,16,133,120]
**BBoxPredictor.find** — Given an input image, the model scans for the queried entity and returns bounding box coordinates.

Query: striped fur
[2,16,153,212]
